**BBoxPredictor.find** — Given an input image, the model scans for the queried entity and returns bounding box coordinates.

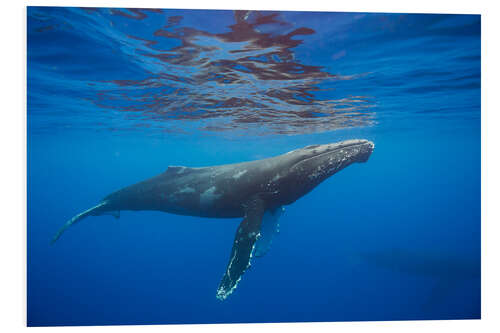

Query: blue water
[27,7,481,326]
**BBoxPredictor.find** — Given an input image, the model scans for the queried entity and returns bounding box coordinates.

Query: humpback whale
[52,139,374,300]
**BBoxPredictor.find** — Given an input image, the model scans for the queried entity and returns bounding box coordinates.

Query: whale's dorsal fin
[216,196,266,301]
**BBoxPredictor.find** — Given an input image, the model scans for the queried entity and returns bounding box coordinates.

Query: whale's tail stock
[50,201,110,244]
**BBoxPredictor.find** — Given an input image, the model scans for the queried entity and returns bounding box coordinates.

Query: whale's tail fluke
[51,201,108,244]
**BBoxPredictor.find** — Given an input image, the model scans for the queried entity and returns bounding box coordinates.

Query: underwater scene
[27,7,480,326]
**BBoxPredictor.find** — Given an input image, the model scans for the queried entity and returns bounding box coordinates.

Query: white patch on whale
[271,173,281,182]
[168,186,195,202]
[178,186,195,193]
[232,169,248,179]
[200,186,221,207]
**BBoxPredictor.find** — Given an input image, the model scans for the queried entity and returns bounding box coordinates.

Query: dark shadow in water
[355,247,480,313]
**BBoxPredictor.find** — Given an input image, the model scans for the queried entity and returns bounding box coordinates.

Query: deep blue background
[27,8,480,326]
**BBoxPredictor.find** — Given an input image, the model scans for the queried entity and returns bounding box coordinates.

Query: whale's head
[273,139,374,205]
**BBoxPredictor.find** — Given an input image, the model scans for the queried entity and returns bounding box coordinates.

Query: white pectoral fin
[254,206,284,258]
[216,197,266,301]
